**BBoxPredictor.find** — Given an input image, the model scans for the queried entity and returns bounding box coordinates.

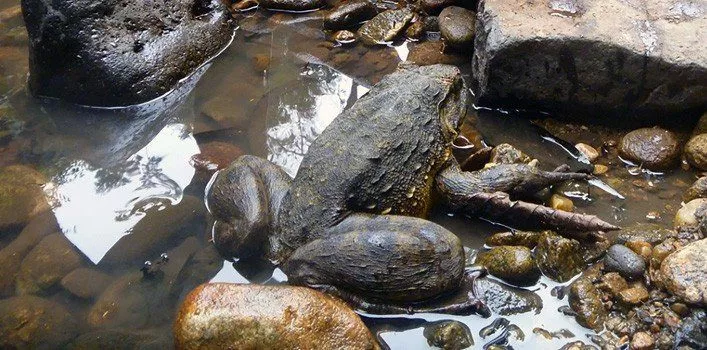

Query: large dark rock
[21,0,233,106]
[473,0,707,122]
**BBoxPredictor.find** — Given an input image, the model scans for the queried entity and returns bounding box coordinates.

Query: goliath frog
[207,64,618,313]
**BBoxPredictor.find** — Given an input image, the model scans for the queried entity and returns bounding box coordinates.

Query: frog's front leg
[281,214,488,316]
[206,155,291,259]
[435,159,619,239]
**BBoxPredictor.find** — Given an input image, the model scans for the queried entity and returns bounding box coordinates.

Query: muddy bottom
[0,0,699,349]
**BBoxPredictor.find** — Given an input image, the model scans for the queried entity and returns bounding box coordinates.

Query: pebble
[423,320,474,350]
[619,127,680,170]
[438,6,476,50]
[550,194,574,212]
[599,272,628,297]
[674,198,707,229]
[490,143,531,164]
[16,233,85,294]
[535,231,584,282]
[684,133,707,171]
[660,238,706,305]
[475,246,541,286]
[174,283,379,349]
[405,20,426,40]
[624,241,652,262]
[604,244,646,280]
[323,0,377,30]
[259,0,325,11]
[683,176,707,202]
[569,265,606,330]
[618,285,649,305]
[575,143,600,162]
[333,30,357,45]
[358,9,414,45]
[474,277,543,315]
[630,331,654,350]
[485,230,539,248]
[420,0,458,15]
[593,164,609,175]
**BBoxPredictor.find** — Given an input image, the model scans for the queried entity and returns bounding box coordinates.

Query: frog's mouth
[439,75,470,143]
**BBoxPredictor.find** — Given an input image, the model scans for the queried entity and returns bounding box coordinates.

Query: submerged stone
[475,246,541,286]
[174,283,379,349]
[0,296,79,349]
[323,0,377,30]
[569,265,606,330]
[0,165,49,231]
[61,267,113,299]
[473,0,707,121]
[21,0,233,106]
[16,233,86,294]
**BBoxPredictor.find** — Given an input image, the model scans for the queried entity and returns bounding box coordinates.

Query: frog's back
[276,64,466,252]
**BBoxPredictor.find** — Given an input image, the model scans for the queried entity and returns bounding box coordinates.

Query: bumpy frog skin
[207,64,618,314]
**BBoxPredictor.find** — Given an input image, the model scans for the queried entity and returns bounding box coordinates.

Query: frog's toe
[206,155,291,259]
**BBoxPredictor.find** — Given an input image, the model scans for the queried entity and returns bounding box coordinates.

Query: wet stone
[575,143,599,162]
[536,231,584,282]
[0,296,79,349]
[333,30,357,45]
[405,20,426,40]
[407,41,468,66]
[485,230,539,249]
[190,141,244,183]
[624,240,651,262]
[490,143,531,164]
[0,165,49,231]
[685,133,707,171]
[618,127,681,170]
[438,6,476,50]
[660,238,706,305]
[419,0,457,15]
[475,277,543,315]
[67,329,162,350]
[674,309,707,349]
[358,9,414,45]
[423,320,473,350]
[618,285,649,305]
[174,283,379,349]
[683,176,707,202]
[16,233,85,295]
[630,331,654,350]
[61,267,113,299]
[604,244,646,280]
[615,223,674,245]
[550,194,574,212]
[323,0,378,30]
[674,198,707,229]
[599,272,628,298]
[260,0,325,10]
[475,246,540,286]
[569,265,606,330]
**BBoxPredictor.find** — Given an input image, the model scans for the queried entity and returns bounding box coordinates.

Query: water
[0,1,697,348]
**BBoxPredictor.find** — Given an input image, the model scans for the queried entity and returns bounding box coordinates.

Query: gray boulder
[21,0,233,106]
[473,0,707,122]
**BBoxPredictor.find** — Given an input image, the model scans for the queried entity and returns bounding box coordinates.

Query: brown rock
[536,231,584,282]
[630,331,654,350]
[190,141,244,182]
[619,127,681,170]
[475,245,540,286]
[625,241,652,262]
[576,143,600,162]
[61,267,113,299]
[685,133,707,171]
[174,283,380,349]
[660,238,706,305]
[0,165,50,231]
[0,296,79,349]
[569,264,606,330]
[485,230,539,248]
[674,198,707,229]
[599,272,628,297]
[683,176,707,202]
[618,285,649,305]
[16,233,85,294]
[407,41,468,66]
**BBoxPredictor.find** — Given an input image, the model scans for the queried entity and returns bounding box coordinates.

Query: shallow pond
[0,0,700,348]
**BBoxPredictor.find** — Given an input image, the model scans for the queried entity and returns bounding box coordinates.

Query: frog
[206,64,619,314]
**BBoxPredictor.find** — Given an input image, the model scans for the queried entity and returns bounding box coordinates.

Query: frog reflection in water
[207,64,618,314]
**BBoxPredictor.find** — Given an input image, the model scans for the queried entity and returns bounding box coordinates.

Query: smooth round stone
[323,0,377,30]
[618,127,680,170]
[259,0,325,11]
[0,296,79,349]
[604,244,646,280]
[535,231,584,282]
[674,198,707,229]
[438,6,476,50]
[685,133,707,171]
[684,176,707,202]
[424,320,474,349]
[476,246,540,286]
[420,0,458,14]
[16,233,85,294]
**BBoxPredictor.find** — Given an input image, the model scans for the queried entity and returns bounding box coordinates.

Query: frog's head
[403,64,470,143]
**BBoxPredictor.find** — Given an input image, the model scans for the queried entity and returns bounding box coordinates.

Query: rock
[684,176,707,202]
[630,331,654,350]
[333,30,357,44]
[593,164,608,175]
[438,6,475,50]
[174,283,379,349]
[231,0,259,12]
[604,244,646,280]
[674,309,707,349]
[473,0,707,121]
[407,41,468,66]
[624,240,652,262]
[423,320,473,350]
[535,231,584,282]
[490,143,530,164]
[67,329,161,350]
[660,238,706,305]
[618,128,681,170]
[16,233,86,294]
[405,21,426,40]
[569,264,606,330]
[260,0,325,11]
[0,165,49,231]
[618,284,649,305]
[0,296,79,349]
[685,133,707,171]
[475,246,540,286]
[615,223,674,245]
[420,0,457,15]
[598,272,628,297]
[485,230,539,248]
[474,277,543,315]
[549,194,574,212]
[99,195,205,267]
[323,0,377,30]
[674,198,707,229]
[21,0,233,106]
[0,211,59,296]
[61,267,113,299]
[575,143,599,162]
[190,141,244,183]
[358,9,414,46]
[169,244,224,301]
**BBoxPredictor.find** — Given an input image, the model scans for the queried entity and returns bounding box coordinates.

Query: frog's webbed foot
[206,155,291,259]
[436,160,618,240]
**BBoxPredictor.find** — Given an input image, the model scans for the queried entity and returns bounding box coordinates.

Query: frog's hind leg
[281,214,489,316]
[206,155,291,260]
[435,160,619,240]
